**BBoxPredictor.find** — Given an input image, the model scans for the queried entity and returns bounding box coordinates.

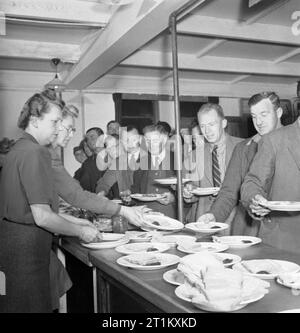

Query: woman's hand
[119,205,151,227]
[79,224,100,243]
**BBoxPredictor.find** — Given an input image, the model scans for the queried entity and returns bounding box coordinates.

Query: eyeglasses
[60,124,76,134]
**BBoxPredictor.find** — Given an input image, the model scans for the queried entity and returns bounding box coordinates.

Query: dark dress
[0,133,58,313]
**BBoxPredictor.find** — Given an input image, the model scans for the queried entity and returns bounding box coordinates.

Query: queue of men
[71,91,300,256]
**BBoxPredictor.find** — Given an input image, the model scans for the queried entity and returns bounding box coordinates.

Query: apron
[0,219,52,313]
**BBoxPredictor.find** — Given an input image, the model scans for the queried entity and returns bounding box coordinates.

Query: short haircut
[198,103,225,119]
[248,91,281,111]
[107,120,119,128]
[156,121,171,135]
[143,124,168,136]
[86,127,103,136]
[17,89,64,130]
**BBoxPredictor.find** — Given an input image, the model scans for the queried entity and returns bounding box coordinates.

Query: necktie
[212,145,221,187]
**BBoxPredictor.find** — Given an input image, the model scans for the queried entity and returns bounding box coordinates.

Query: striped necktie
[212,145,221,187]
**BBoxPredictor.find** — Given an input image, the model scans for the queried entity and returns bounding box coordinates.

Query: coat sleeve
[95,169,116,195]
[53,165,120,216]
[210,142,244,221]
[241,136,276,209]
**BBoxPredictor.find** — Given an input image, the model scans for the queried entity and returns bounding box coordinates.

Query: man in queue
[197,92,283,236]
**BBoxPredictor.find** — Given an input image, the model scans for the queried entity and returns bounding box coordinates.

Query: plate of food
[213,253,242,267]
[232,259,300,279]
[125,231,154,242]
[185,222,228,235]
[175,276,269,312]
[141,214,184,231]
[116,253,180,270]
[260,201,300,211]
[212,236,262,249]
[115,242,170,255]
[81,234,129,250]
[151,234,197,247]
[191,187,220,196]
[276,272,300,289]
[163,269,185,286]
[154,177,191,185]
[177,242,229,254]
[130,193,165,202]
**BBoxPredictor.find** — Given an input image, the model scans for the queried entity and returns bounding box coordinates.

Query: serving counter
[59,236,300,313]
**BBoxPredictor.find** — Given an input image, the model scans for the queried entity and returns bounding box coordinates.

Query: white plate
[213,236,261,249]
[213,253,242,267]
[191,187,220,196]
[174,281,266,312]
[130,193,164,202]
[151,235,197,247]
[125,231,153,242]
[99,0,136,6]
[261,201,300,211]
[163,269,185,286]
[233,260,300,279]
[112,199,122,204]
[142,214,184,231]
[185,222,228,235]
[154,177,191,185]
[117,253,180,270]
[177,242,229,254]
[115,242,170,255]
[81,236,129,250]
[279,309,300,313]
[276,272,300,289]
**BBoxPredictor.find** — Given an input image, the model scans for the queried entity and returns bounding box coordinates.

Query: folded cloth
[241,259,282,275]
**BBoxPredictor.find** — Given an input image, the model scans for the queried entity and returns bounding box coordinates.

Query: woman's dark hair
[86,127,104,136]
[156,121,172,136]
[17,89,64,130]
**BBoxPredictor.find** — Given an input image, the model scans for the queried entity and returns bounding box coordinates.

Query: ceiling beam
[229,75,251,84]
[64,0,197,89]
[178,15,300,46]
[272,48,300,64]
[122,50,300,77]
[0,0,110,26]
[195,39,226,58]
[0,39,80,63]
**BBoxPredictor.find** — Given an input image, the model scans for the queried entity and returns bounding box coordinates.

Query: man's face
[121,129,140,154]
[250,98,281,136]
[198,109,226,144]
[144,131,167,156]
[74,149,86,164]
[55,115,75,148]
[105,137,120,160]
[107,122,120,136]
[86,130,100,152]
[36,104,62,146]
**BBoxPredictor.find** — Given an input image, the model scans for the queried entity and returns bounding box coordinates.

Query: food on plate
[277,273,300,289]
[241,260,282,275]
[222,258,233,265]
[125,256,161,266]
[242,240,252,244]
[211,226,221,229]
[177,253,269,312]
[146,247,159,252]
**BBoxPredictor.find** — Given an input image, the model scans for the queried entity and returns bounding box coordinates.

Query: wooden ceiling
[1,0,300,98]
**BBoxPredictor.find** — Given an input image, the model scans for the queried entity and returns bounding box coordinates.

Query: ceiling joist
[0,0,110,26]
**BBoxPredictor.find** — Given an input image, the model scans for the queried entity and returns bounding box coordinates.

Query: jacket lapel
[225,135,235,167]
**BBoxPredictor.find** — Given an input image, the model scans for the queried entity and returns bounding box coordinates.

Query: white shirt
[151,150,166,168]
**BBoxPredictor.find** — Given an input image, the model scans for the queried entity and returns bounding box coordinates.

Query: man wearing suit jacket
[197,92,283,236]
[241,116,300,254]
[131,124,176,218]
[183,103,243,225]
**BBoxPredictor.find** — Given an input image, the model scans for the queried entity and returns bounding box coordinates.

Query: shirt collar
[209,133,226,152]
[22,132,39,144]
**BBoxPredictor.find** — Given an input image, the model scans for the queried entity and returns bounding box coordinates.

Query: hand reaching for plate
[197,213,216,223]
[120,205,152,227]
[249,194,271,218]
[79,224,101,243]
[156,192,175,205]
